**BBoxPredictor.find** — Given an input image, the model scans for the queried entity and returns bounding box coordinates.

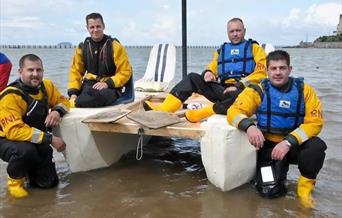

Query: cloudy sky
[0,0,341,46]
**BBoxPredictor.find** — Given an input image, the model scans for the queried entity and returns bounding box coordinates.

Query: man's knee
[6,142,40,178]
[99,88,118,105]
[298,137,327,178]
[309,137,327,152]
[301,137,327,159]
[187,72,203,82]
[212,103,227,115]
[76,88,117,107]
[11,142,39,161]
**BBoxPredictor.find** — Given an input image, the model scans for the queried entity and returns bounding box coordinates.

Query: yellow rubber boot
[143,94,182,113]
[7,177,28,198]
[185,105,215,123]
[297,175,316,208]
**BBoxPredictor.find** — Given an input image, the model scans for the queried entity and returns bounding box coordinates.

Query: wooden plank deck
[83,93,211,140]
[85,116,205,140]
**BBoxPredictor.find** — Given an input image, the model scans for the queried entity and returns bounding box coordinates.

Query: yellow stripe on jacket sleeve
[30,128,44,143]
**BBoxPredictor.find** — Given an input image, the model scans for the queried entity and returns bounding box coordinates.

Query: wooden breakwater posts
[0,45,219,49]
[0,44,76,49]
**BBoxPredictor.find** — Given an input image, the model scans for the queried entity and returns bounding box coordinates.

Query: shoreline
[284,41,342,49]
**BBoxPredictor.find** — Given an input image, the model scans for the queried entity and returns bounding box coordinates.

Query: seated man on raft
[68,12,132,108]
[144,17,267,122]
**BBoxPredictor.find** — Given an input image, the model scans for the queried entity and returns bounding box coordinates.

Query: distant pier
[0,44,76,49]
[0,45,219,49]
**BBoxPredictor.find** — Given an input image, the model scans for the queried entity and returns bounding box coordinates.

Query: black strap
[0,82,49,114]
[242,39,252,75]
[0,88,30,103]
[220,43,226,77]
[264,81,272,133]
[248,83,263,100]
[160,44,169,82]
[294,78,304,129]
[154,44,163,81]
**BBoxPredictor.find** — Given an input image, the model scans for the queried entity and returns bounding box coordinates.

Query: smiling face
[227,20,245,44]
[87,18,105,42]
[267,59,292,87]
[19,59,44,87]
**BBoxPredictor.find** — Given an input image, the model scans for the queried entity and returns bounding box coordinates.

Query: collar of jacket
[17,79,41,95]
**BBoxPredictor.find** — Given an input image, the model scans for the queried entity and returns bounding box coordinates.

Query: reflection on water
[0,48,341,217]
[2,137,339,217]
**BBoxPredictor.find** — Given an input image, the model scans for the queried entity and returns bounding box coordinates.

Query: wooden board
[127,111,182,129]
[86,116,204,140]
[82,109,131,123]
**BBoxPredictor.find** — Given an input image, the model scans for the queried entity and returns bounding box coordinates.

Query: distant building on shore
[294,14,342,48]
[333,14,342,35]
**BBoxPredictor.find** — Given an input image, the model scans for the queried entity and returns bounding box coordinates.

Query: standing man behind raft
[227,50,326,208]
[68,12,132,108]
[0,54,69,198]
[0,52,12,92]
[144,18,266,122]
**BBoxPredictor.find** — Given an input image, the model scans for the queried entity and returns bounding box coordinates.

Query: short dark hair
[266,50,290,67]
[19,54,42,68]
[228,18,244,26]
[86,12,104,26]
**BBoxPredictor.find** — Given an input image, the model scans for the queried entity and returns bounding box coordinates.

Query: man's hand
[45,111,61,128]
[51,135,66,152]
[204,71,216,82]
[70,94,77,101]
[246,125,265,150]
[223,86,238,94]
[271,141,290,160]
[93,82,108,90]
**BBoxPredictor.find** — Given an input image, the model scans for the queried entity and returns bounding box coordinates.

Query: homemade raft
[54,42,272,192]
[55,93,257,192]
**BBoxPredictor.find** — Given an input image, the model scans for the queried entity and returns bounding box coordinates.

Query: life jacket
[217,39,256,82]
[256,77,305,135]
[80,35,117,78]
[0,80,49,131]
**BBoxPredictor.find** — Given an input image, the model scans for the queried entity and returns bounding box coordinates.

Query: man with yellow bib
[0,54,69,198]
[68,12,132,107]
